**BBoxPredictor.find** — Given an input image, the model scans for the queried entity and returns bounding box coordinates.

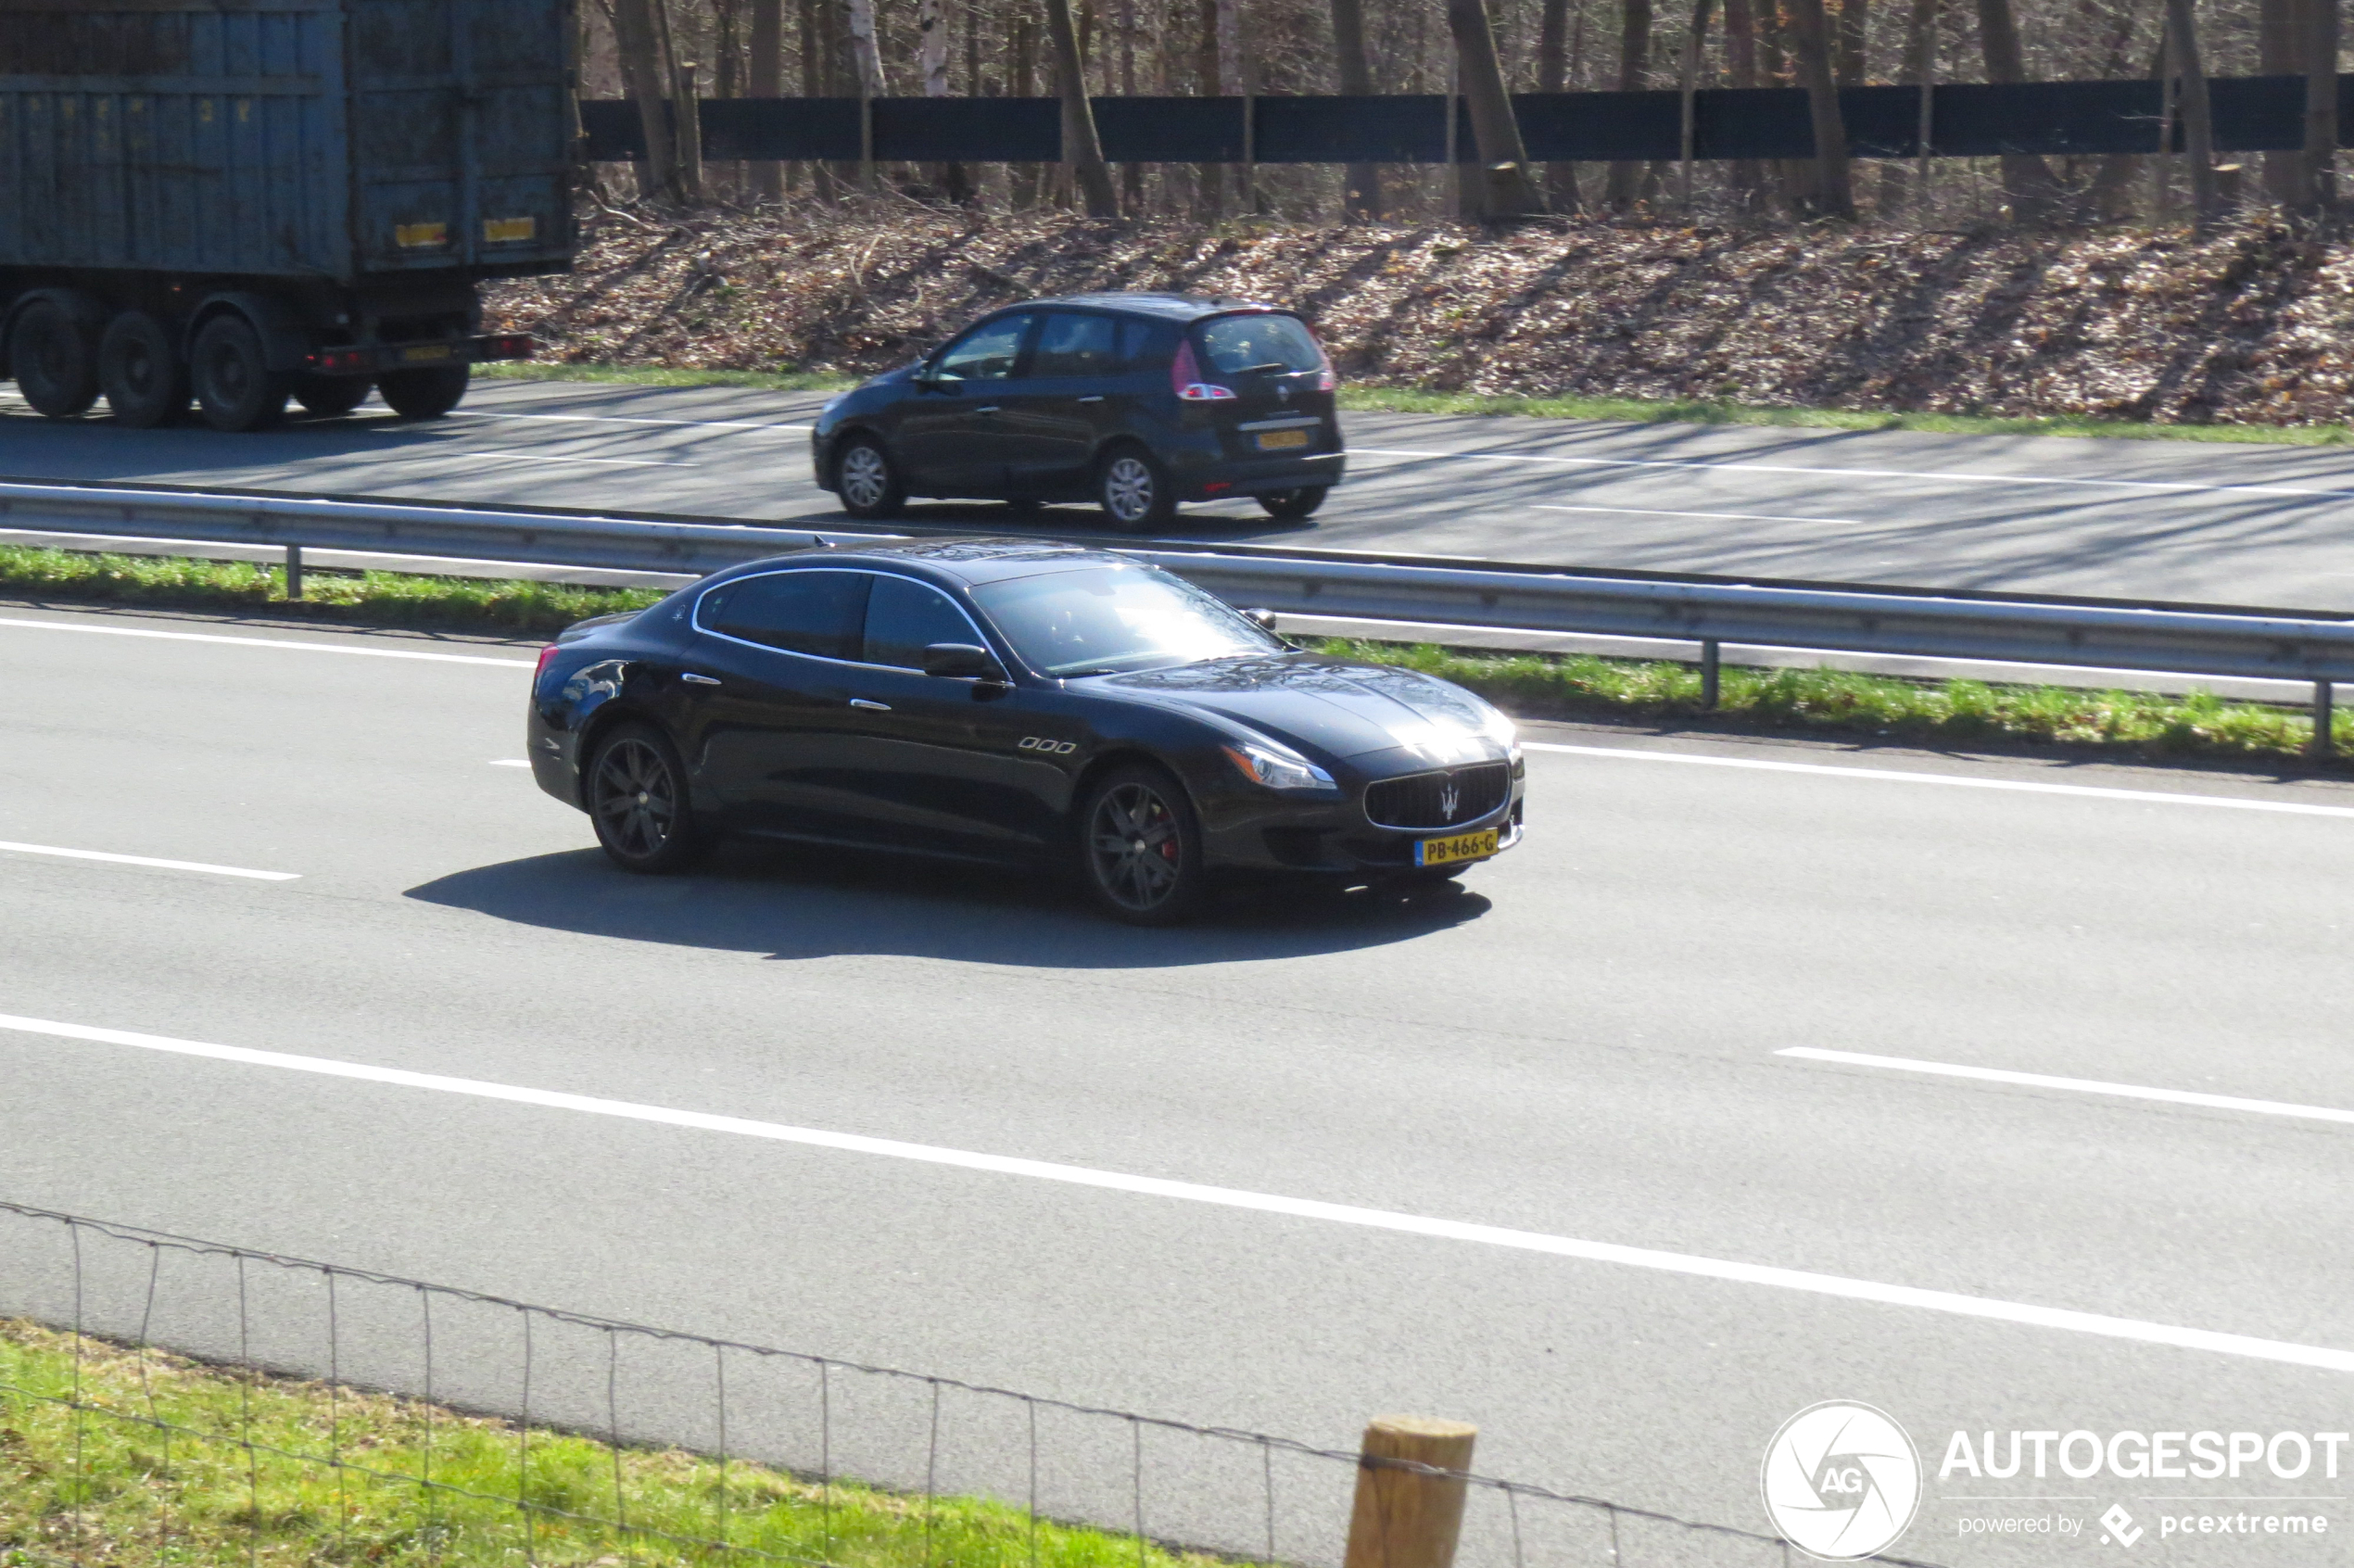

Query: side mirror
[915,370,956,392]
[922,642,1006,682]
[1241,608,1278,630]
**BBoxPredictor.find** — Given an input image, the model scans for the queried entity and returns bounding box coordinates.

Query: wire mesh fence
[0,1201,1946,1568]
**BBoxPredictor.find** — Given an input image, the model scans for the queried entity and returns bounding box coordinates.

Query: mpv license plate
[1255,428,1310,450]
[1415,828,1500,867]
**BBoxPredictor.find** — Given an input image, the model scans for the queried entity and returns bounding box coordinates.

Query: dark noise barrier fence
[0,1202,1950,1567]
[581,74,2354,165]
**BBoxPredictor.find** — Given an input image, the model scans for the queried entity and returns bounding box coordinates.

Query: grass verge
[1317,639,2350,765]
[478,360,2354,447]
[0,545,667,638]
[6,544,2340,767]
[0,1319,1237,1568]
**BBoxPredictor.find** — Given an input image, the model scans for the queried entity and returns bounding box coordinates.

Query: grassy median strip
[1318,639,2349,764]
[0,545,666,636]
[0,1319,1231,1568]
[478,361,2354,448]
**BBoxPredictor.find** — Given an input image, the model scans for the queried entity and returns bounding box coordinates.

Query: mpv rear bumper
[1171,449,1346,501]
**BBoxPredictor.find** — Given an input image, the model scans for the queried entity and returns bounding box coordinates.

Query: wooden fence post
[1342,1416,1478,1568]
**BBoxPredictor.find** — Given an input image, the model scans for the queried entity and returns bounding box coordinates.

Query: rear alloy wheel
[378,363,469,418]
[10,297,102,418]
[295,373,372,417]
[1080,765,1206,925]
[1258,486,1328,520]
[190,313,291,432]
[835,436,906,520]
[587,724,708,874]
[97,310,189,428]
[1097,448,1177,533]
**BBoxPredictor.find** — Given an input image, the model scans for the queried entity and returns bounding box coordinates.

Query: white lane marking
[1350,445,2354,502]
[381,442,695,469]
[1778,1047,2354,1127]
[489,759,533,767]
[1534,502,1863,526]
[6,1010,2349,1374]
[0,843,298,880]
[1524,741,2354,819]
[0,616,534,667]
[454,409,816,435]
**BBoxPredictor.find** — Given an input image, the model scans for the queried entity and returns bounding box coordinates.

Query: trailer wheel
[9,298,102,418]
[191,314,291,433]
[378,364,469,419]
[97,311,190,429]
[295,373,372,418]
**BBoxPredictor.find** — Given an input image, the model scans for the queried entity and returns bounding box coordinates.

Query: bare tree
[612,0,683,200]
[1604,0,1652,208]
[2164,0,2220,222]
[1449,0,1548,215]
[1786,0,1854,217]
[747,0,783,200]
[1676,0,1716,209]
[2303,0,2340,210]
[1537,0,1584,211]
[1974,0,2063,220]
[1331,0,1385,218]
[2260,0,2299,203]
[1044,0,1120,215]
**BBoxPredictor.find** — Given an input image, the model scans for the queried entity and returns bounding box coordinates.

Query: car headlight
[1221,740,1336,793]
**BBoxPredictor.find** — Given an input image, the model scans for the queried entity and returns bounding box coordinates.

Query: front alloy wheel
[588,727,705,873]
[1098,449,1176,533]
[836,437,905,519]
[1082,768,1204,924]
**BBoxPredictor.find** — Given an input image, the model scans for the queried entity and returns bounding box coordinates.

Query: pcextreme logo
[1761,1401,1925,1562]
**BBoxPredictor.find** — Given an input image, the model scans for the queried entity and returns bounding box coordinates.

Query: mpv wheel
[1258,487,1328,520]
[1079,765,1206,925]
[588,724,708,873]
[1097,448,1176,533]
[836,436,905,520]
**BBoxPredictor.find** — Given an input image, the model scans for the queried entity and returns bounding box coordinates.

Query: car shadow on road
[403,841,1489,967]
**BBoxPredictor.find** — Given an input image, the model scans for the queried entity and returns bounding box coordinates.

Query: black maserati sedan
[526,539,1524,924]
[809,293,1346,530]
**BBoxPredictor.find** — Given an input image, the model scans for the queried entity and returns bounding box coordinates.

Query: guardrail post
[285,544,303,601]
[2313,679,2335,758]
[1342,1416,1476,1568]
[1699,638,1721,710]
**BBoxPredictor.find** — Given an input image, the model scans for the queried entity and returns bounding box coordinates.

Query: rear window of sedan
[1195,313,1322,375]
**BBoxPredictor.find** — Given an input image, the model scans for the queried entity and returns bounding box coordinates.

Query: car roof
[1014,292,1290,322]
[720,537,1133,587]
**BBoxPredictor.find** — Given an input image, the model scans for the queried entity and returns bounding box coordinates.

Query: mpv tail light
[1302,320,1337,391]
[1171,338,1235,401]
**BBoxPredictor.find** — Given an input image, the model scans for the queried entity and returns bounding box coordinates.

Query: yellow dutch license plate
[402,344,453,362]
[1255,428,1310,450]
[1415,828,1500,867]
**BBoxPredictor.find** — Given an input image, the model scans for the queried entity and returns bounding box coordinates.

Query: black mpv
[810,293,1347,530]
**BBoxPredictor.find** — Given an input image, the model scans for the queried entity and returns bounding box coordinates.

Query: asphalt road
[6,600,2354,1566]
[10,379,2354,612]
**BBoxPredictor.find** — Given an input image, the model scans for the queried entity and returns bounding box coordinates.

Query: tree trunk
[1786,0,1854,218]
[1605,0,1652,208]
[611,0,680,202]
[1834,0,1867,85]
[1447,0,1546,216]
[1012,18,1041,209]
[1881,0,1936,217]
[1194,0,1221,217]
[1045,0,1120,216]
[2164,0,2220,222]
[1537,0,1583,210]
[2304,0,2340,211]
[1724,0,1763,209]
[650,0,702,200]
[1675,0,1715,210]
[1333,0,1385,218]
[1974,0,2063,220]
[748,0,782,201]
[2261,0,2300,203]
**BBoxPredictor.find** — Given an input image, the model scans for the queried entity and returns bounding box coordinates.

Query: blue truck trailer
[0,0,576,431]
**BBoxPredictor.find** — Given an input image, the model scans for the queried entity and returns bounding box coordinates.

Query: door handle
[1077,395,1107,404]
[849,698,892,711]
[681,672,722,686]
[974,405,1000,415]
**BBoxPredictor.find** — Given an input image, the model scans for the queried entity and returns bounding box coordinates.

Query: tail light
[1171,339,1235,401]
[534,644,561,684]
[1301,320,1337,391]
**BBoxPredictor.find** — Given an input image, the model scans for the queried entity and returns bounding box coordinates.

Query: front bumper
[1199,782,1526,877]
[305,332,536,378]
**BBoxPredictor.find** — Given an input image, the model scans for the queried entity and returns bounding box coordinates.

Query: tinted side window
[862,575,981,669]
[700,570,871,660]
[934,313,1035,382]
[1116,319,1169,370]
[1031,312,1119,378]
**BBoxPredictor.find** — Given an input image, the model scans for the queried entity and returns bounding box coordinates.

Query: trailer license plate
[402,344,453,362]
[1415,828,1500,867]
[1255,428,1310,450]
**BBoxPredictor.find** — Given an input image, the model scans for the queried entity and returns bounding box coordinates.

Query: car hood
[1095,655,1512,765]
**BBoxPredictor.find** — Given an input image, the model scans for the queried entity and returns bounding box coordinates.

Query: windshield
[1196,313,1323,375]
[972,565,1282,677]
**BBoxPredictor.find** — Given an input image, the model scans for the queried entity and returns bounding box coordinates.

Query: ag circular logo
[1760,1401,1922,1562]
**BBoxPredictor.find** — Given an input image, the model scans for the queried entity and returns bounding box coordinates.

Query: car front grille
[1363,762,1511,830]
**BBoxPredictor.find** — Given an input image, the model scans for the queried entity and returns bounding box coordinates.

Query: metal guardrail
[6,476,2352,749]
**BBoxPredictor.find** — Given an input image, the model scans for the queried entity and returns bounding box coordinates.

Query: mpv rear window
[1195,313,1321,375]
